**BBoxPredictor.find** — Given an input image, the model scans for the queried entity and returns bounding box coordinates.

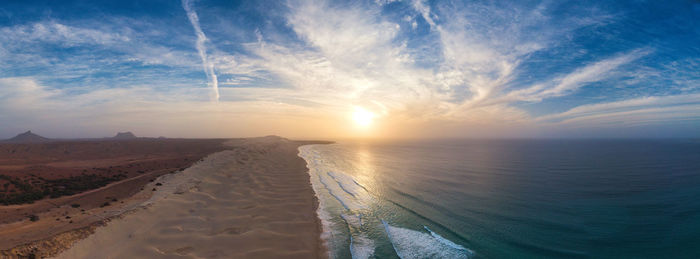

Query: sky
[0,0,698,139]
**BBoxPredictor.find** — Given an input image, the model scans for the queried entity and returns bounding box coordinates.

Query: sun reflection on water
[353,145,378,196]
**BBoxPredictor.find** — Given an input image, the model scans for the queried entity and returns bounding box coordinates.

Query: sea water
[298,139,700,258]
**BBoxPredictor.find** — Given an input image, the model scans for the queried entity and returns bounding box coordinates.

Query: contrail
[182,0,219,101]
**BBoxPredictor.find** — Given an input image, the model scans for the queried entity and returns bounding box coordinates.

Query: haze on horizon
[0,0,698,139]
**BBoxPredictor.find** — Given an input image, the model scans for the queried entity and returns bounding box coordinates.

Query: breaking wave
[299,145,472,259]
[382,220,474,259]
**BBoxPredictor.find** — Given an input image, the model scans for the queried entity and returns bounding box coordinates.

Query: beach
[0,136,329,258]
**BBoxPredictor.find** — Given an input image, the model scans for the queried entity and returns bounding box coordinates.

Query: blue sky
[0,0,698,138]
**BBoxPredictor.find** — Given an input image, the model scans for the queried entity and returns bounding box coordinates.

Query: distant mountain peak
[113,131,137,139]
[6,130,51,143]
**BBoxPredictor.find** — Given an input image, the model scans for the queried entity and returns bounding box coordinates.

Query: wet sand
[54,136,328,258]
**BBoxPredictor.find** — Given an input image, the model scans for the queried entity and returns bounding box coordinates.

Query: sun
[352,106,376,128]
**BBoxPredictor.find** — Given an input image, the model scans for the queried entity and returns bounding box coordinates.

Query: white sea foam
[341,213,362,228]
[303,145,474,259]
[316,200,337,258]
[319,173,365,211]
[382,220,473,259]
[327,171,367,197]
[341,214,374,259]
[350,235,375,259]
[424,226,473,253]
[300,145,355,258]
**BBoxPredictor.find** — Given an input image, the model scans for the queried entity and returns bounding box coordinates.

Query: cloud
[0,77,341,138]
[536,49,650,99]
[537,93,700,125]
[0,19,203,91]
[0,22,130,46]
[412,0,436,28]
[209,0,688,131]
[0,0,697,138]
[502,49,651,103]
[238,0,442,118]
[182,0,220,101]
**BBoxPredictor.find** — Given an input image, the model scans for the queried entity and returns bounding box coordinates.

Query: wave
[328,172,358,197]
[327,171,369,197]
[341,213,362,228]
[341,213,375,259]
[424,226,472,252]
[299,146,339,258]
[318,173,365,211]
[301,145,472,259]
[384,197,472,245]
[382,220,473,259]
[301,145,374,258]
[349,235,375,259]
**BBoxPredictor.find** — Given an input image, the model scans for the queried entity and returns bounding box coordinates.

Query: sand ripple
[55,137,326,259]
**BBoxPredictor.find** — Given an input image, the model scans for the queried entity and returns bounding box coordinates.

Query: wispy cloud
[0,22,130,46]
[0,0,697,138]
[503,49,651,103]
[537,93,700,124]
[199,0,696,134]
[536,49,650,99]
[182,0,219,101]
[412,0,436,28]
[0,77,333,138]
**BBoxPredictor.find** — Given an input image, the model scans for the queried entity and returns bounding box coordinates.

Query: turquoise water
[298,139,700,259]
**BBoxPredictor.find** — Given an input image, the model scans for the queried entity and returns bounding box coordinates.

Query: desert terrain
[0,137,228,257]
[0,136,329,259]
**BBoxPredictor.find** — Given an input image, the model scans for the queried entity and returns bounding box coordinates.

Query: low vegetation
[0,174,126,205]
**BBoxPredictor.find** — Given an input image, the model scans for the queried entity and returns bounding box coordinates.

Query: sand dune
[54,136,328,258]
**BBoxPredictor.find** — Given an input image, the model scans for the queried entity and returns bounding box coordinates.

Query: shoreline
[298,144,340,258]
[6,136,329,258]
[297,143,333,259]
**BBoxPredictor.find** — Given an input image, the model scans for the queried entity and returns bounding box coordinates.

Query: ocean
[298,139,700,259]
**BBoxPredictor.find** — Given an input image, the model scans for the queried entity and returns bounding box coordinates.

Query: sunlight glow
[352,107,376,128]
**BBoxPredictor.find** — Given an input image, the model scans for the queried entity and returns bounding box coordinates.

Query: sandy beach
[50,136,328,258]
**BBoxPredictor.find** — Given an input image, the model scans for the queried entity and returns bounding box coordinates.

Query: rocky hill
[112,132,137,140]
[4,131,51,143]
